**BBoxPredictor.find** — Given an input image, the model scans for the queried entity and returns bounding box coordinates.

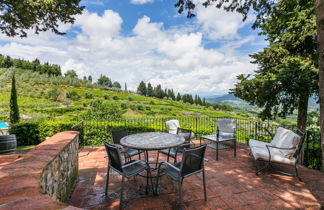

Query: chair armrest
[266,145,296,150]
[265,145,297,162]
[157,161,180,172]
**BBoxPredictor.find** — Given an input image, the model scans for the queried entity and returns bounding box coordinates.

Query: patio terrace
[70,141,324,209]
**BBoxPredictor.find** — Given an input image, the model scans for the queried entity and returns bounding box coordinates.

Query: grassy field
[0,68,254,122]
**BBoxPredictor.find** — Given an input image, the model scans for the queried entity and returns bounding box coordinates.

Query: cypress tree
[10,74,19,124]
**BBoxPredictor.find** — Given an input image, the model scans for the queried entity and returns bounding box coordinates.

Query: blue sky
[0,0,266,95]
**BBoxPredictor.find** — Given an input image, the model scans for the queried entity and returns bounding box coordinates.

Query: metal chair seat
[124,148,143,158]
[160,162,182,181]
[159,148,182,158]
[122,160,148,178]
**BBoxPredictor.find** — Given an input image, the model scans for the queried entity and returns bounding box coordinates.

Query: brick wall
[0,131,80,209]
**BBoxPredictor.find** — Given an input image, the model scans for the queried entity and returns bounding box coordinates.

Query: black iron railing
[71,116,322,170]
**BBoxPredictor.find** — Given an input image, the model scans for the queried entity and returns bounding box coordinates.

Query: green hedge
[9,121,76,146]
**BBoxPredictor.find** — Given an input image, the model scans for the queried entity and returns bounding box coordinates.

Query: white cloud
[0,10,256,94]
[195,1,252,41]
[130,0,154,5]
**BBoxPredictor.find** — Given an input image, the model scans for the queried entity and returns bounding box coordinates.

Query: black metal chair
[104,142,153,208]
[156,128,193,163]
[156,144,207,207]
[111,129,143,161]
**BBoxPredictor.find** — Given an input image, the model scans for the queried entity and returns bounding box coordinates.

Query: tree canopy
[231,0,318,130]
[0,0,84,37]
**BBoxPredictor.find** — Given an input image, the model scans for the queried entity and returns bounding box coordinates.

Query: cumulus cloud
[0,9,256,94]
[194,0,252,41]
[130,0,154,5]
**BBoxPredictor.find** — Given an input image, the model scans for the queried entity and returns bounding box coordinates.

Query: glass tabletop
[120,132,185,150]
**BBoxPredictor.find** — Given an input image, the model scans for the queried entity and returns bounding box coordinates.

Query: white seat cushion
[219,132,235,140]
[251,146,296,165]
[249,139,271,148]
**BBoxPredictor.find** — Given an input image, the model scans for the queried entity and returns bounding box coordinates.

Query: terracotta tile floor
[69,142,324,209]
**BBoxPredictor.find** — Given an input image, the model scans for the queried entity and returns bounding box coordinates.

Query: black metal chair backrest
[177,127,192,142]
[180,145,206,178]
[295,129,306,159]
[111,129,128,144]
[104,142,123,172]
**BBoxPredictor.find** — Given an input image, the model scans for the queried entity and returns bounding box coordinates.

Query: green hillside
[0,68,255,122]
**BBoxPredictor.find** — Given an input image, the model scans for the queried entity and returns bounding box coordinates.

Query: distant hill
[206,94,319,113]
[206,94,259,113]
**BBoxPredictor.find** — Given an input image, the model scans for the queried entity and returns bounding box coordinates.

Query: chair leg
[295,164,300,180]
[138,152,141,160]
[234,140,236,157]
[178,179,183,207]
[202,169,207,201]
[105,166,110,196]
[156,151,160,168]
[120,175,125,209]
[256,161,270,175]
[156,167,161,194]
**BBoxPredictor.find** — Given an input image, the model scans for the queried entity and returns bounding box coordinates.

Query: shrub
[103,93,109,99]
[121,102,127,109]
[145,105,151,111]
[82,100,122,121]
[9,121,75,146]
[84,92,93,99]
[137,104,143,110]
[83,102,88,107]
[61,99,72,106]
[127,96,133,101]
[112,95,119,100]
[66,91,80,100]
[167,107,172,111]
[46,88,65,101]
[130,104,136,110]
[160,107,164,111]
[149,100,155,105]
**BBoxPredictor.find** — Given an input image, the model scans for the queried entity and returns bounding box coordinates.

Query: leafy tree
[113,81,121,89]
[64,70,78,78]
[88,75,92,83]
[231,0,318,132]
[137,81,147,96]
[147,83,153,97]
[10,74,19,123]
[175,0,324,171]
[82,100,122,121]
[0,0,84,37]
[176,93,182,101]
[154,84,163,98]
[97,75,112,87]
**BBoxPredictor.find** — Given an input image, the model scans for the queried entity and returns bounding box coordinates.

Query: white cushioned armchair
[249,127,305,179]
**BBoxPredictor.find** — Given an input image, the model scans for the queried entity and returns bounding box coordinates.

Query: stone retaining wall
[0,131,80,209]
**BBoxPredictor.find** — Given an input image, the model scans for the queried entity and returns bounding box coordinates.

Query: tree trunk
[315,0,324,171]
[297,93,309,133]
[297,93,309,165]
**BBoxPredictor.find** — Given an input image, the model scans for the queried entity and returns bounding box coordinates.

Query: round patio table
[120,132,185,195]
[120,132,185,151]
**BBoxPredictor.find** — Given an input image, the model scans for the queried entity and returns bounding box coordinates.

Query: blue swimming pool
[0,122,9,129]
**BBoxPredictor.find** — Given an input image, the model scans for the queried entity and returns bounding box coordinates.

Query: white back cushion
[271,127,301,158]
[166,119,180,134]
